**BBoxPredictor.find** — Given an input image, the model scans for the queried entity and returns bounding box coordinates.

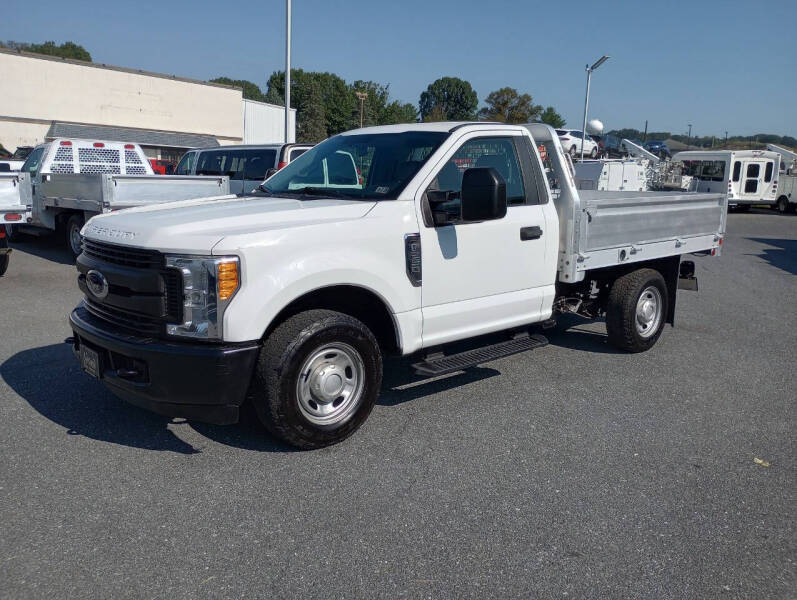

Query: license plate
[80,345,101,379]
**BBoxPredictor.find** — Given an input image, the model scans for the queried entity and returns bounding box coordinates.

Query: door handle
[520,226,542,241]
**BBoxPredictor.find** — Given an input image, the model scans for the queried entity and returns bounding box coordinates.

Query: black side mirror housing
[460,167,507,222]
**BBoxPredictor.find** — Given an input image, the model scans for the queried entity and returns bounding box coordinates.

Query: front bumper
[69,304,260,424]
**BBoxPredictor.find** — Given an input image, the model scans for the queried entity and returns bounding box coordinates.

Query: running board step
[412,333,548,377]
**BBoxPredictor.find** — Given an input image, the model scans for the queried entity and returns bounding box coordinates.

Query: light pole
[355,91,367,128]
[687,123,692,148]
[581,55,610,162]
[284,0,291,143]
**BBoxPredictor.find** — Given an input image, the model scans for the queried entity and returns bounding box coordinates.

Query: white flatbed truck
[68,122,726,449]
[3,138,229,256]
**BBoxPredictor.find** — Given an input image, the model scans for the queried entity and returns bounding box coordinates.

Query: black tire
[589,147,598,158]
[252,309,383,449]
[569,145,577,157]
[0,253,8,277]
[776,197,792,214]
[606,268,668,353]
[65,214,84,258]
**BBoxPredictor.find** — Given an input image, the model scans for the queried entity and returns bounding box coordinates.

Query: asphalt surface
[0,210,794,599]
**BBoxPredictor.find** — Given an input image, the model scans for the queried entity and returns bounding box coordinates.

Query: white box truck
[68,123,726,449]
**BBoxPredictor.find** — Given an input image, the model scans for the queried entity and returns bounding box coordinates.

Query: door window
[175,152,196,175]
[21,146,45,176]
[732,161,741,182]
[746,163,760,178]
[289,148,308,161]
[764,161,773,182]
[429,137,526,214]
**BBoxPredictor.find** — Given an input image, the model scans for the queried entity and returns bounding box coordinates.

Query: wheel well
[265,285,400,354]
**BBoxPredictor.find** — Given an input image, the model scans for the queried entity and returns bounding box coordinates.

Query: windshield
[262,131,447,200]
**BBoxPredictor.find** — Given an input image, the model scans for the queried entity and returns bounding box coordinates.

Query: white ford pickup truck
[69,123,726,449]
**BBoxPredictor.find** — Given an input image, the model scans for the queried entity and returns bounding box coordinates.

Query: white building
[0,48,295,163]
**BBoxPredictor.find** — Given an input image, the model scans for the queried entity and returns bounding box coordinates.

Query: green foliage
[478,87,542,124]
[419,77,478,121]
[539,106,566,128]
[209,77,267,102]
[2,40,91,61]
[350,81,417,127]
[266,69,355,138]
[297,80,327,144]
[381,101,417,125]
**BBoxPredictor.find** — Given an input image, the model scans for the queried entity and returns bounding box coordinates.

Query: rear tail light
[4,213,22,222]
[60,141,72,146]
[0,228,5,238]
[277,161,288,170]
[93,142,105,148]
[124,144,135,149]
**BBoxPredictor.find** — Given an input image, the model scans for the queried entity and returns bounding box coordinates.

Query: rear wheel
[589,146,598,158]
[65,214,84,258]
[252,309,383,449]
[606,268,668,353]
[569,145,577,157]
[776,197,793,213]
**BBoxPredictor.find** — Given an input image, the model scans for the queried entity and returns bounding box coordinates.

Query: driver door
[415,131,557,348]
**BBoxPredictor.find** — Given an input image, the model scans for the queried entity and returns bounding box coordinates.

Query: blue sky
[4,0,796,137]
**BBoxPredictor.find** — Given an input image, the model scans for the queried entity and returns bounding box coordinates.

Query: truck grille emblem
[86,270,110,299]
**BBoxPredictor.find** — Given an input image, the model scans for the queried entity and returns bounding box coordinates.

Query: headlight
[164,255,240,340]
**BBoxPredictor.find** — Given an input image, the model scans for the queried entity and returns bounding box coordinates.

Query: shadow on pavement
[748,238,797,276]
[10,235,74,266]
[1,343,203,453]
[545,315,622,354]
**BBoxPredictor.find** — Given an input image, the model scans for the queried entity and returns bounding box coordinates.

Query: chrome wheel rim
[69,224,82,255]
[635,285,663,338]
[296,342,365,427]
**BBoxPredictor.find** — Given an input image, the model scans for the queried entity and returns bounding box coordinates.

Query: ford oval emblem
[86,270,109,299]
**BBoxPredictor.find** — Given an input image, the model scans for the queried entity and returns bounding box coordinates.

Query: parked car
[68,122,725,449]
[148,158,176,175]
[176,143,313,195]
[644,140,671,159]
[598,134,626,158]
[555,129,599,158]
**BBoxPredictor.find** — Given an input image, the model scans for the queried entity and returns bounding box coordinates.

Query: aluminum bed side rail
[574,190,726,273]
[38,174,231,213]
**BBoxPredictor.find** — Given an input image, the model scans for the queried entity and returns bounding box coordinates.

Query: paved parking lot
[1,211,794,599]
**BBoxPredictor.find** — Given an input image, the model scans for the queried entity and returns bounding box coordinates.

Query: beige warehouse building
[0,48,295,163]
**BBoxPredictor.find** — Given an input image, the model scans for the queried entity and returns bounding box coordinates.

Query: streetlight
[580,55,610,162]
[284,0,291,143]
[355,91,368,128]
[687,123,692,148]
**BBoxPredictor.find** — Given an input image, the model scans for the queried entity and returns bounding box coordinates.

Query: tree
[209,77,267,102]
[297,80,327,143]
[419,77,478,121]
[478,87,542,124]
[266,69,354,137]
[540,106,566,128]
[381,101,417,125]
[2,40,91,61]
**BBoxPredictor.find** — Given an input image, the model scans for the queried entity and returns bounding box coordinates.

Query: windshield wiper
[298,187,362,200]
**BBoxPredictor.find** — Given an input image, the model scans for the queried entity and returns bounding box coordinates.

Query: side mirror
[461,167,507,222]
[264,167,278,180]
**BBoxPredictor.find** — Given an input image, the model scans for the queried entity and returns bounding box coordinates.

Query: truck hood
[82,194,377,254]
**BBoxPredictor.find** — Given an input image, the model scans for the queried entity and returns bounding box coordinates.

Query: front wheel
[569,145,577,157]
[252,309,383,449]
[65,214,85,258]
[590,147,598,158]
[606,268,668,353]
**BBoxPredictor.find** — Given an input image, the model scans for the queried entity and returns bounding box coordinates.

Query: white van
[672,150,780,210]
